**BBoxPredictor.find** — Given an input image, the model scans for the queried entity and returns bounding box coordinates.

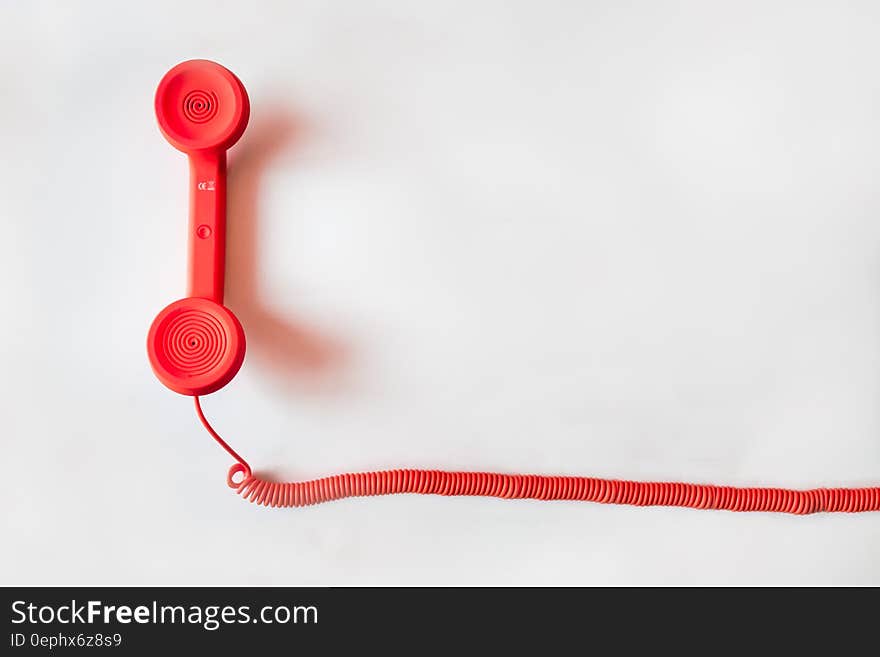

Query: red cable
[194,397,880,514]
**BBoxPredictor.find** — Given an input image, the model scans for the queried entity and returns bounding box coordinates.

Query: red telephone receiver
[147,60,249,396]
[147,61,879,513]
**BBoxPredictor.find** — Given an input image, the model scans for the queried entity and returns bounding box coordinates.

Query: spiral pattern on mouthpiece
[158,308,228,378]
[182,90,218,123]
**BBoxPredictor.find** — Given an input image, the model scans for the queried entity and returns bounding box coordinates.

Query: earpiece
[147,60,249,396]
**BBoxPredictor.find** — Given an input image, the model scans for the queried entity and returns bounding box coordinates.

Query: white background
[2,1,879,585]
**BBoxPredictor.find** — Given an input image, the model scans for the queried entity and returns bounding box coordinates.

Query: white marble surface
[2,0,879,584]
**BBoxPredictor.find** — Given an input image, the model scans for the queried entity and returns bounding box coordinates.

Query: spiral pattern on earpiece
[158,308,228,377]
[182,90,218,123]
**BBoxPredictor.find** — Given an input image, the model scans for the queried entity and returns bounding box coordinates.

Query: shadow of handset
[226,108,348,390]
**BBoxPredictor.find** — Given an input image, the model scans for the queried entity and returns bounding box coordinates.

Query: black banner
[0,587,871,652]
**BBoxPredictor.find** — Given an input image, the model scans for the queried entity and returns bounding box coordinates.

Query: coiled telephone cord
[194,397,880,514]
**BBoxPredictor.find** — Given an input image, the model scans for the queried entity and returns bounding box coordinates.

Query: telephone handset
[148,59,248,396]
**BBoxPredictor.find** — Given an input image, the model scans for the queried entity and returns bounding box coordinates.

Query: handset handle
[188,150,227,302]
